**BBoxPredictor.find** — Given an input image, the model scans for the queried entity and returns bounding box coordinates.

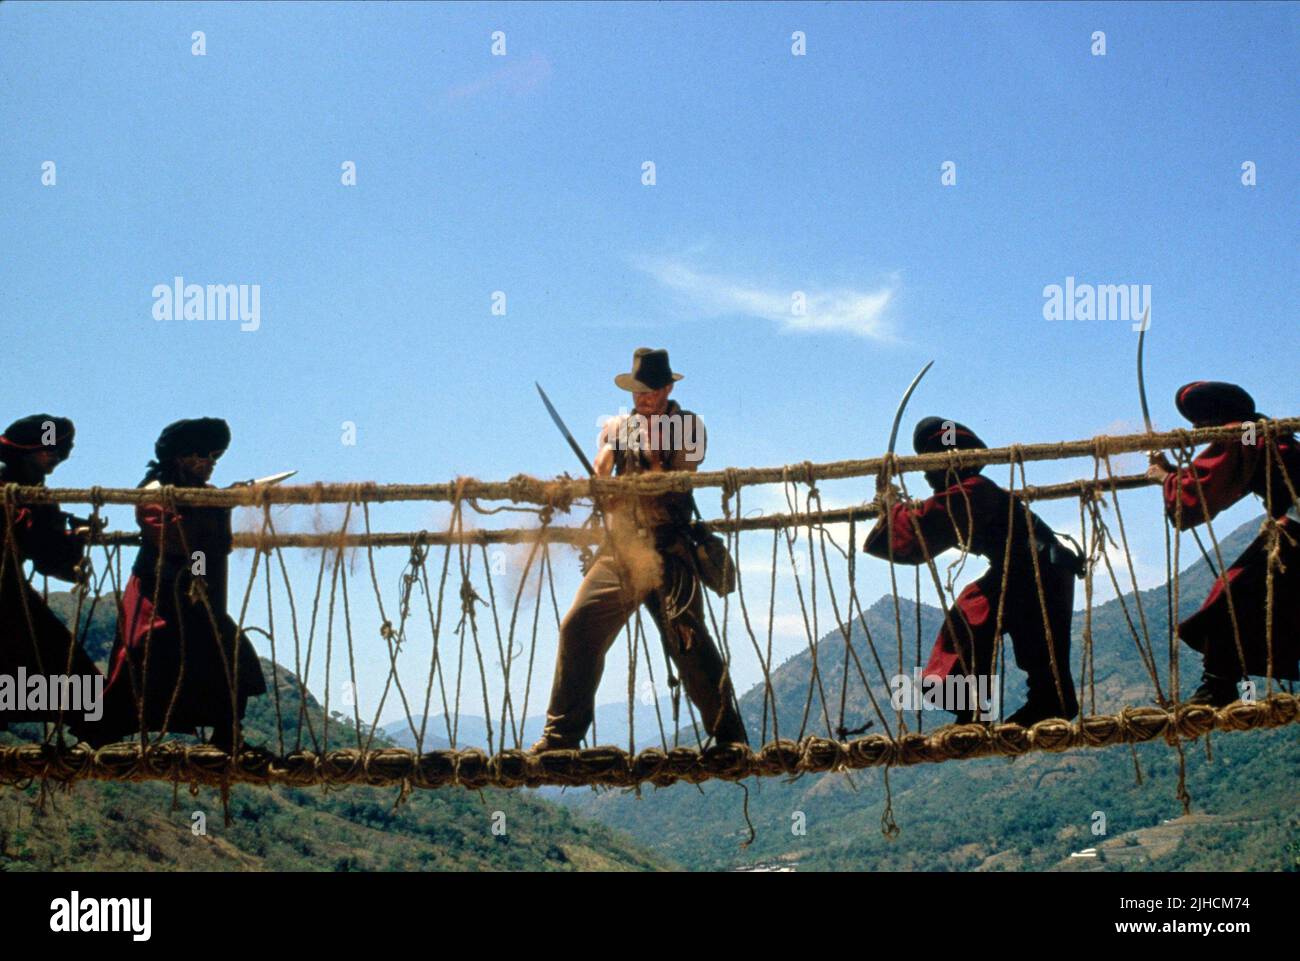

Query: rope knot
[459,577,483,614]
[536,476,575,516]
[505,474,527,504]
[407,542,428,567]
[1262,515,1293,574]
[944,447,964,479]
[802,460,818,494]
[254,483,273,509]
[721,467,742,519]
[872,484,896,512]
[1078,478,1104,504]
[158,484,178,512]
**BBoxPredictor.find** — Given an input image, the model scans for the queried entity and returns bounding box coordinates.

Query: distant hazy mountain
[381,697,677,753]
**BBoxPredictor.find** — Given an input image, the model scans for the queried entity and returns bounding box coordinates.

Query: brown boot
[528,732,582,754]
[709,710,750,747]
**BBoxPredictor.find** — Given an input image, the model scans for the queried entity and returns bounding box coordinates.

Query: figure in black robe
[98,418,266,750]
[0,415,103,740]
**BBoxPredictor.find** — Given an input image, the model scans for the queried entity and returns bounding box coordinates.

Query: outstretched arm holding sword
[529,349,748,752]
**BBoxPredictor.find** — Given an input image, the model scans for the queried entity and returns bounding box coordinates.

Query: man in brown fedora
[530,348,748,751]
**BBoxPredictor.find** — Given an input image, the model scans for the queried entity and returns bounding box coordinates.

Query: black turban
[913,416,987,455]
[154,418,231,462]
[0,414,75,464]
[1175,382,1259,427]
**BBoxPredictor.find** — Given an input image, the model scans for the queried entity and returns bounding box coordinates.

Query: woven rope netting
[1,419,1297,798]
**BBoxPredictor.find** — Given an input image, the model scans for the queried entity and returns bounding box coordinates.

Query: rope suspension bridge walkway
[2,419,1298,801]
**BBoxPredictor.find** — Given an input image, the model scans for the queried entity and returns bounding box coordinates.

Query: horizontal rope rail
[4,695,1294,790]
[6,419,1294,509]
[94,527,599,549]
[81,472,1159,549]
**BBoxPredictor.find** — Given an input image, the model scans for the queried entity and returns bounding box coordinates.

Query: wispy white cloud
[636,255,898,340]
[445,52,552,102]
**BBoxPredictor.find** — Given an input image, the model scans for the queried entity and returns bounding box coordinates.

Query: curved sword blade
[887,360,935,455]
[1135,311,1216,575]
[1136,307,1153,433]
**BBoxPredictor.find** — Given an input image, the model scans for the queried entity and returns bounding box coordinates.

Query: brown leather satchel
[689,519,736,596]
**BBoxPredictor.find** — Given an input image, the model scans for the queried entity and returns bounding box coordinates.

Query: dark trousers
[1180,518,1300,682]
[924,561,1078,719]
[541,544,748,746]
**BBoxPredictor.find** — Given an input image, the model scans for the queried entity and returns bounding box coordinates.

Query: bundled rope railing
[79,472,1160,550]
[2,696,1294,789]
[12,420,1297,509]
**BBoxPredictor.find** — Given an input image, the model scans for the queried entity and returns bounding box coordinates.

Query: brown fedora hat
[613,347,684,393]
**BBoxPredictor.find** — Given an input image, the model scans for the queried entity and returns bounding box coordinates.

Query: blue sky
[2,2,1295,730]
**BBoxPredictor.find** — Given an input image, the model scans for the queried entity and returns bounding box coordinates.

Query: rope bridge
[3,419,1298,802]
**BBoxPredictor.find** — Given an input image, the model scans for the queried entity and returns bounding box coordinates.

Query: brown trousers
[541,542,748,746]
